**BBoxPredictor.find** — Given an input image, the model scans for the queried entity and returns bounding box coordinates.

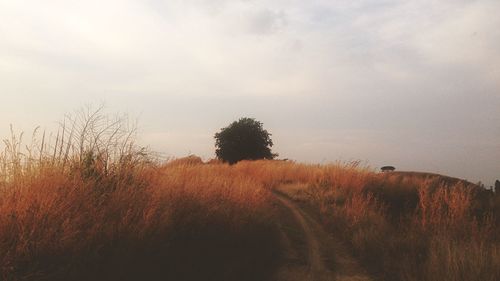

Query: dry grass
[0,109,280,281]
[0,163,280,281]
[230,160,500,281]
[1,109,498,281]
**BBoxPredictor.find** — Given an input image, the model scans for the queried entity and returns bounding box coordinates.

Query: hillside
[1,142,499,281]
[387,171,480,188]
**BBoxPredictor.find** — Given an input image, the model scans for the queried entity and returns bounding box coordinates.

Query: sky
[0,0,499,186]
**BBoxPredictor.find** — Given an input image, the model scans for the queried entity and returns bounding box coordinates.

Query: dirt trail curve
[273,192,373,281]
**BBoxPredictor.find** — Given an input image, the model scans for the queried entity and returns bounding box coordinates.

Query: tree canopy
[214,118,277,164]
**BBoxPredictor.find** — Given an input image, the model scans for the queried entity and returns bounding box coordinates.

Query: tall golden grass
[192,158,500,280]
[233,160,500,281]
[1,109,498,280]
[0,109,280,281]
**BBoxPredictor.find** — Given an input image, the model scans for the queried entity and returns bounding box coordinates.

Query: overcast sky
[0,0,499,185]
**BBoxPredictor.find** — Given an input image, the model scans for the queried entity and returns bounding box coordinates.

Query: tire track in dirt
[273,191,372,281]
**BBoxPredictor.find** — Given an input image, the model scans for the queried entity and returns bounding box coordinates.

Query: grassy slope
[0,160,282,281]
[390,171,480,187]
[267,163,500,281]
[1,137,499,281]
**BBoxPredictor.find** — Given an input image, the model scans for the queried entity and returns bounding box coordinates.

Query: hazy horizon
[1,0,499,186]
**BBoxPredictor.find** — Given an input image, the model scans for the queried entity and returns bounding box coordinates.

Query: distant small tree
[214,118,277,164]
[495,180,500,194]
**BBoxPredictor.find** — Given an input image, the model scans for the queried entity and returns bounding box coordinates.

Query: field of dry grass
[1,110,499,281]
[0,111,280,281]
[236,160,500,281]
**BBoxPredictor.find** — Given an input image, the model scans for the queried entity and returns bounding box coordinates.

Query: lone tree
[214,117,277,164]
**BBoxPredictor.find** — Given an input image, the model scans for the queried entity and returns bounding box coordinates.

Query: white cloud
[0,0,499,184]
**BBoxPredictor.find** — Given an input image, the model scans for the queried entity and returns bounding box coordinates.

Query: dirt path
[273,192,373,281]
